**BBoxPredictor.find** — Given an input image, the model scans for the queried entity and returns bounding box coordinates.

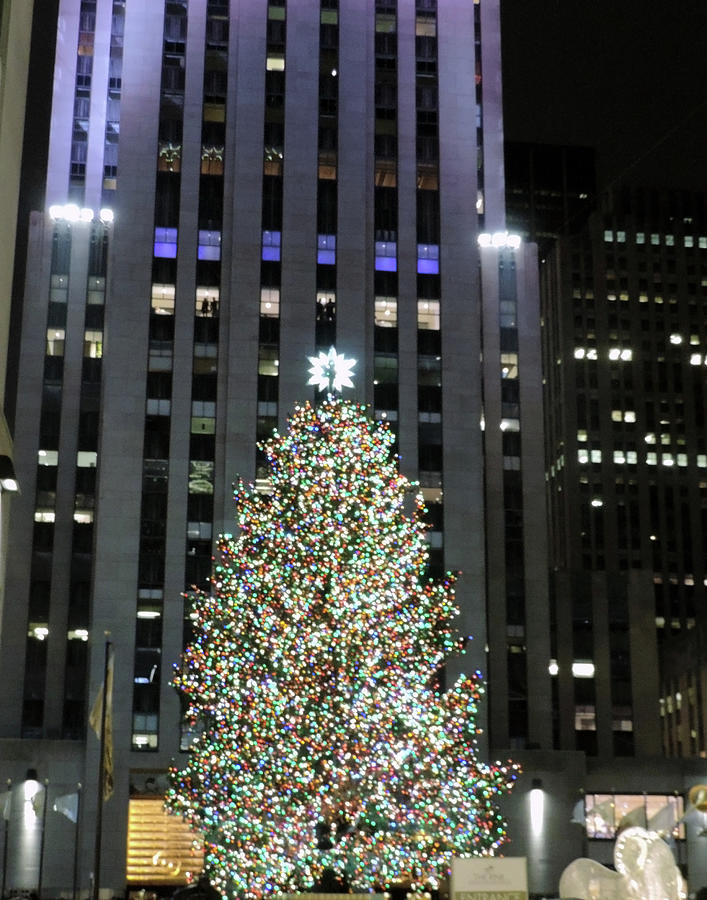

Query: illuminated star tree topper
[307,346,356,393]
[167,381,518,899]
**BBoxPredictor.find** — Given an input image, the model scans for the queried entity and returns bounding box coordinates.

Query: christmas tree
[167,354,518,898]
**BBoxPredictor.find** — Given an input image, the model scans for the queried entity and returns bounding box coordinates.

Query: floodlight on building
[572,661,595,678]
[530,778,544,835]
[0,457,18,492]
[47,204,115,224]
[477,232,522,250]
[24,769,41,823]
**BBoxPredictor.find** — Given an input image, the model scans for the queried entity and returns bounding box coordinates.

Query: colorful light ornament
[167,394,518,899]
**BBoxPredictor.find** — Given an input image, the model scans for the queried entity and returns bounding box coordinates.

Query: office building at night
[0,0,553,893]
[542,187,707,758]
[0,0,33,666]
[534,186,707,891]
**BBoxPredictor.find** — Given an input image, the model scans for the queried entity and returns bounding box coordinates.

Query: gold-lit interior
[127,797,204,884]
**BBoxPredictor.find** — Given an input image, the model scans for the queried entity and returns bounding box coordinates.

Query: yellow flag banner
[89,644,114,801]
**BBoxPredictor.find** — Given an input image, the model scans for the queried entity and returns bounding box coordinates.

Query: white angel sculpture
[559,826,686,900]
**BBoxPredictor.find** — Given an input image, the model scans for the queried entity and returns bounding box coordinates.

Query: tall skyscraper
[0,0,33,657]
[0,0,550,894]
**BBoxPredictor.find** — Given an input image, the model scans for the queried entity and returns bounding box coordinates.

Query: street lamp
[2,779,11,900]
[22,769,49,898]
[530,778,544,836]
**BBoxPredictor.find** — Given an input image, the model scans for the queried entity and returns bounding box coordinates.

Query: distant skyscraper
[0,0,550,894]
[542,187,707,758]
[504,141,596,256]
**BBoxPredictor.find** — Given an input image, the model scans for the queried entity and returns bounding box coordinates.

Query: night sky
[500,0,707,193]
[21,3,707,200]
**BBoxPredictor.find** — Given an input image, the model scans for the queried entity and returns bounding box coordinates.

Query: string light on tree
[166,363,518,898]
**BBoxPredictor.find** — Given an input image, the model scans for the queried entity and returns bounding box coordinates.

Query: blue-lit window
[262,230,281,261]
[198,229,221,261]
[375,240,397,271]
[154,227,177,258]
[317,234,336,265]
[417,243,439,274]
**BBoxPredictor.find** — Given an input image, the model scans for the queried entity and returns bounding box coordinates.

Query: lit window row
[574,347,632,361]
[577,449,602,463]
[27,624,89,643]
[665,335,703,348]
[44,328,102,357]
[26,621,71,649]
[655,575,707,587]
[610,410,636,423]
[37,450,96,467]
[645,453,691,467]
[34,510,94,524]
[577,449,707,467]
[611,451,638,464]
[153,228,223,260]
[548,659,595,678]
[370,297,440,330]
[604,229,707,249]
[636,293,687,305]
[644,433,680,445]
[249,234,442,270]
[151,284,221,317]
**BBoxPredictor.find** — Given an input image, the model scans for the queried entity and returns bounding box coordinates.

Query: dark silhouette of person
[172,874,220,900]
